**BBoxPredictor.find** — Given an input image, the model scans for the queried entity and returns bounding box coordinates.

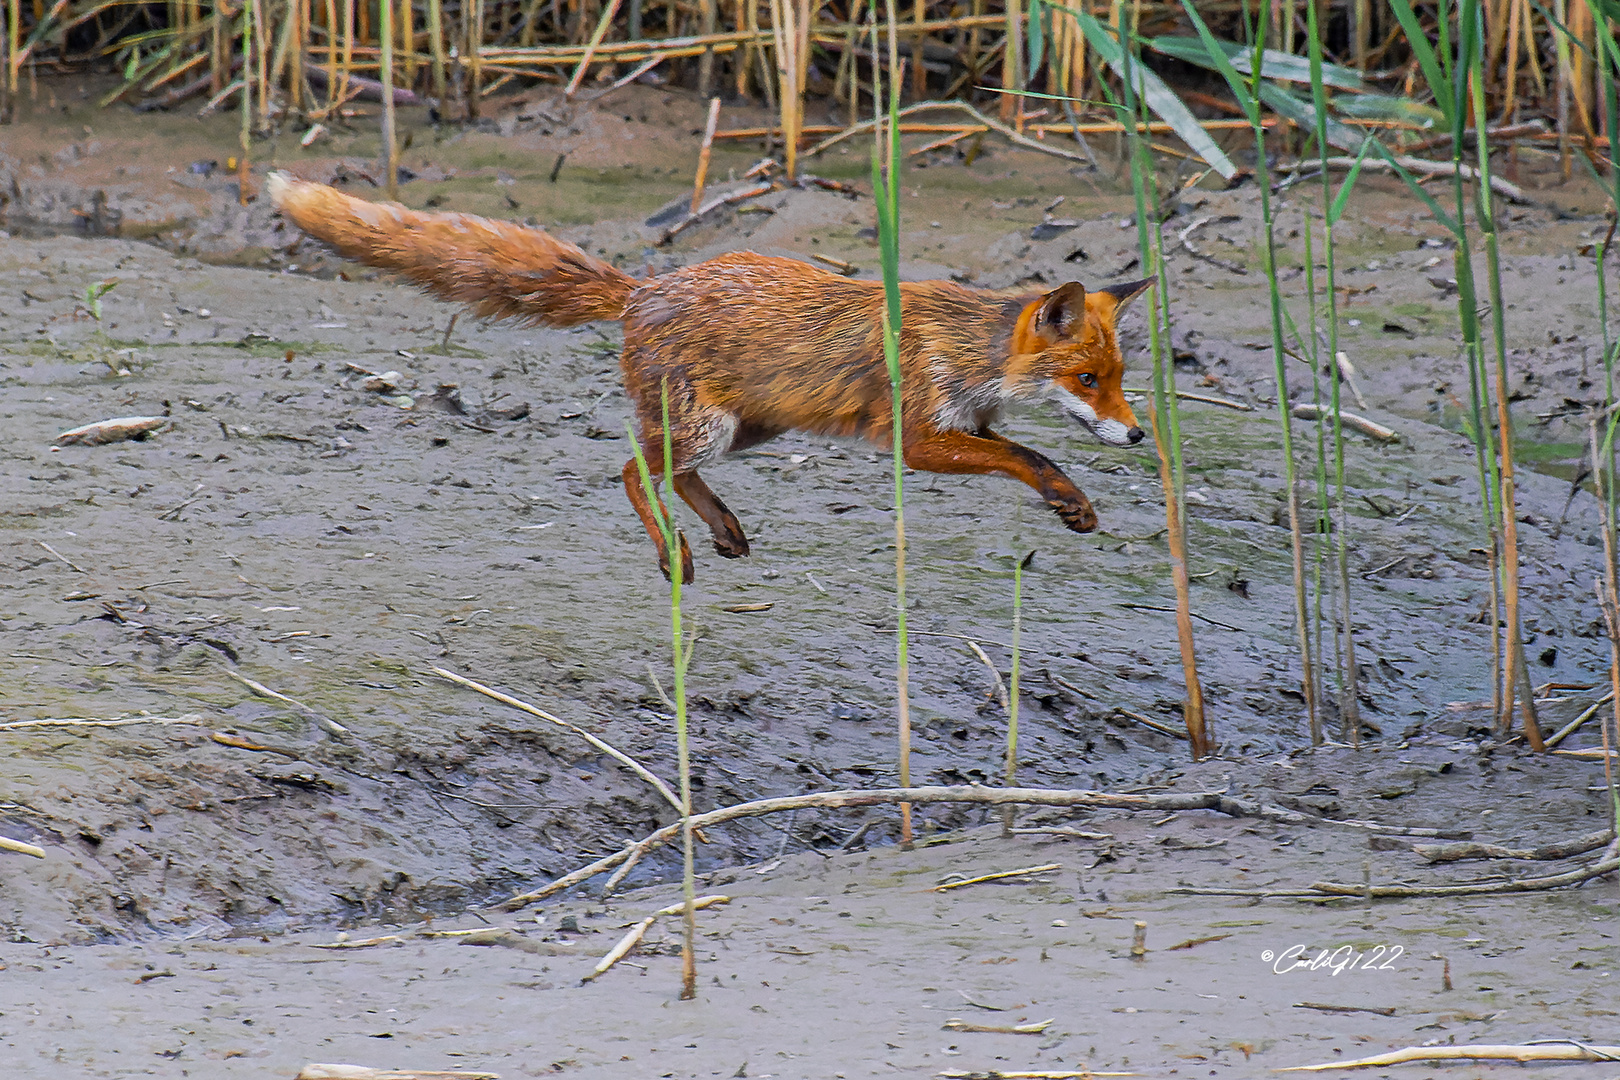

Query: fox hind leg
[673,471,750,558]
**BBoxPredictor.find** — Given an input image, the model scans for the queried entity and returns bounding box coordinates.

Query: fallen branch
[1277,1041,1620,1071]
[582,894,729,983]
[1123,387,1253,411]
[933,863,1061,892]
[656,181,775,245]
[499,787,1292,910]
[303,65,422,105]
[1291,403,1399,444]
[1411,827,1615,864]
[1279,153,1532,205]
[432,666,680,813]
[1308,857,1618,898]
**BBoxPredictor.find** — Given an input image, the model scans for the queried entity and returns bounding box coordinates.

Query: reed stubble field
[1,78,1617,1077]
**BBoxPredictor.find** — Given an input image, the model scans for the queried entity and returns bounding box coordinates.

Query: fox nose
[1126,425,1145,444]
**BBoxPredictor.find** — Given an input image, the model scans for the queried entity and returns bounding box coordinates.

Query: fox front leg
[902,429,1099,533]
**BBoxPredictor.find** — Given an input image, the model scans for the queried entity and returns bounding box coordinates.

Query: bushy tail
[267,171,636,327]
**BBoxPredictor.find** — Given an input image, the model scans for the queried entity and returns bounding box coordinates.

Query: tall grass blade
[1064,5,1237,180]
[872,0,911,846]
[625,381,697,999]
[1145,33,1368,90]
[1111,10,1208,756]
[1306,0,1360,745]
[1184,0,1316,742]
[1466,0,1541,747]
[1002,549,1029,833]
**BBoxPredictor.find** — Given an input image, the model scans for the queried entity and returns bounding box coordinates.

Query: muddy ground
[1,75,1617,1077]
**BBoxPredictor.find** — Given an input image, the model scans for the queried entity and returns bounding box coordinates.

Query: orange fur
[268,172,1153,579]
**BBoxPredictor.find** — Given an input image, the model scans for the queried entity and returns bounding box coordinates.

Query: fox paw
[1051,498,1098,533]
[712,533,750,559]
[659,531,698,583]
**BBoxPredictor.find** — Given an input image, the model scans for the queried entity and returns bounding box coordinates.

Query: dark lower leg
[673,470,749,558]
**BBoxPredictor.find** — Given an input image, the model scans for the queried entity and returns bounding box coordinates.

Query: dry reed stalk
[239,0,252,205]
[1000,0,1020,125]
[690,95,721,212]
[1569,0,1595,138]
[1555,0,1573,176]
[736,0,752,97]
[340,0,354,114]
[769,0,799,173]
[211,1,227,93]
[911,0,923,97]
[402,0,417,89]
[269,0,298,105]
[292,0,307,110]
[3,1,16,104]
[697,0,717,93]
[381,0,398,198]
[467,0,485,117]
[253,0,269,129]
[838,0,860,125]
[566,0,627,97]
[1147,400,1209,755]
[428,0,446,101]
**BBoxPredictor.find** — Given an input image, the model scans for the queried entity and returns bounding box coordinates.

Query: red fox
[267,172,1151,580]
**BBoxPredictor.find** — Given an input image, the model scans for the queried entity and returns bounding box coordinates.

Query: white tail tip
[265,170,296,209]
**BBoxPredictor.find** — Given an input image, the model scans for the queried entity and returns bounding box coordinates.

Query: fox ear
[1032,281,1087,339]
[1098,277,1154,312]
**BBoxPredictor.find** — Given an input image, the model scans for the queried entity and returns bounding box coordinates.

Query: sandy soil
[1,74,1617,1078]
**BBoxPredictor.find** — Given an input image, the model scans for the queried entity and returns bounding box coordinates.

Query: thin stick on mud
[297,1066,501,1080]
[0,714,206,731]
[932,862,1060,891]
[432,666,681,813]
[0,835,46,859]
[222,668,349,736]
[964,640,1008,711]
[690,96,722,214]
[1278,1042,1620,1071]
[498,786,1287,910]
[582,894,729,982]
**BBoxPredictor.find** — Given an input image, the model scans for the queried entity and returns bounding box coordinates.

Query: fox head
[1011,278,1154,447]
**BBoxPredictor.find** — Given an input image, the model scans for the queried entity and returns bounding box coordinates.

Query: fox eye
[1078,373,1096,388]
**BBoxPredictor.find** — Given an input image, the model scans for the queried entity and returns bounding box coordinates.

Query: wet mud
[2,74,1617,1078]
